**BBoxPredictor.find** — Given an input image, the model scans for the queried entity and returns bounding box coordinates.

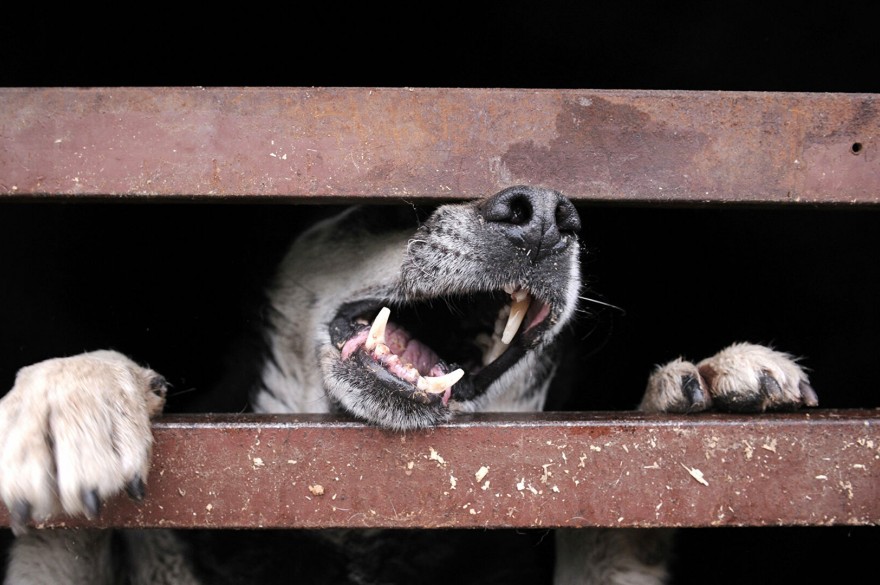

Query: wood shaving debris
[253,457,265,467]
[475,466,490,483]
[761,439,778,453]
[429,447,446,465]
[308,484,325,496]
[516,478,526,491]
[206,503,213,511]
[450,474,457,490]
[681,463,709,486]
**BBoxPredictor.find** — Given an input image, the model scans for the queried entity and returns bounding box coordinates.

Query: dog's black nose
[479,186,581,260]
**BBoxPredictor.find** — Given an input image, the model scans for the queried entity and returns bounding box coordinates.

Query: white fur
[642,342,813,412]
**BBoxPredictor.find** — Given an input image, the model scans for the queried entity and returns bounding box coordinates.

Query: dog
[0,186,817,584]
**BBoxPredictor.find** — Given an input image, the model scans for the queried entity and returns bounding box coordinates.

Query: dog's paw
[640,357,712,413]
[641,343,818,413]
[0,350,166,533]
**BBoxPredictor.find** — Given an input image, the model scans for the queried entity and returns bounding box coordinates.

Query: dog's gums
[335,284,552,408]
[340,307,463,405]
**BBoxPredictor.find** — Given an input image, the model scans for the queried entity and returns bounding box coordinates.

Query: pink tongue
[385,324,441,375]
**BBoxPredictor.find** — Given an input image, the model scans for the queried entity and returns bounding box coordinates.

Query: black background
[1,3,877,583]
[1,3,877,92]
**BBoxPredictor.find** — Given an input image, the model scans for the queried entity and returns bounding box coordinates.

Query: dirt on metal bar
[1,88,877,203]
[0,411,876,530]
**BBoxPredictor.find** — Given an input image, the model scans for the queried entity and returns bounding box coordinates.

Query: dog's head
[260,186,582,429]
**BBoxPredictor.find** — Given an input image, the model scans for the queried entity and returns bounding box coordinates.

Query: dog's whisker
[578,295,625,314]
[165,387,198,399]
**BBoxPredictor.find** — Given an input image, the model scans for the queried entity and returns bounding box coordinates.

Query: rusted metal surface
[0,88,877,203]
[1,411,876,530]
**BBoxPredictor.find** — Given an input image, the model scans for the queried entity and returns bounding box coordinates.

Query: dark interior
[1,201,878,414]
[1,201,877,582]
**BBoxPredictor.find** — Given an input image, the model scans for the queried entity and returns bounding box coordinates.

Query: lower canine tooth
[365,307,391,351]
[501,293,531,344]
[418,368,465,394]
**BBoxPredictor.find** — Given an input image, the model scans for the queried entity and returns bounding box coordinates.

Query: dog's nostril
[555,199,581,234]
[480,186,580,260]
[508,194,533,225]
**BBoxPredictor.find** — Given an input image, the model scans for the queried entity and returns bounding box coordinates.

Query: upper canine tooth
[418,368,465,394]
[483,338,507,365]
[365,307,391,351]
[502,293,531,344]
[511,288,529,302]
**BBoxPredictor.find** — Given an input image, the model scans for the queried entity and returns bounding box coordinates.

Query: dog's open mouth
[329,286,552,406]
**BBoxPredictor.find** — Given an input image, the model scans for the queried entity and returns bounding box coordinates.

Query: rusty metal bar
[1,411,876,530]
[1,88,877,204]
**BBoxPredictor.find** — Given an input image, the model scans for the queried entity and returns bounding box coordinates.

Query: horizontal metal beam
[1,88,877,203]
[1,411,877,530]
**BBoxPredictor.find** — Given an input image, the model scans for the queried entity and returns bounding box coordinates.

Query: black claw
[10,500,32,535]
[681,374,708,411]
[758,374,784,399]
[799,380,819,407]
[149,375,168,397]
[125,476,147,501]
[81,489,103,519]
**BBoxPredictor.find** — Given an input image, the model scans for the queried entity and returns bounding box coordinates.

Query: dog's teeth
[418,368,465,394]
[501,293,531,344]
[511,288,530,302]
[483,339,507,365]
[365,307,390,351]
